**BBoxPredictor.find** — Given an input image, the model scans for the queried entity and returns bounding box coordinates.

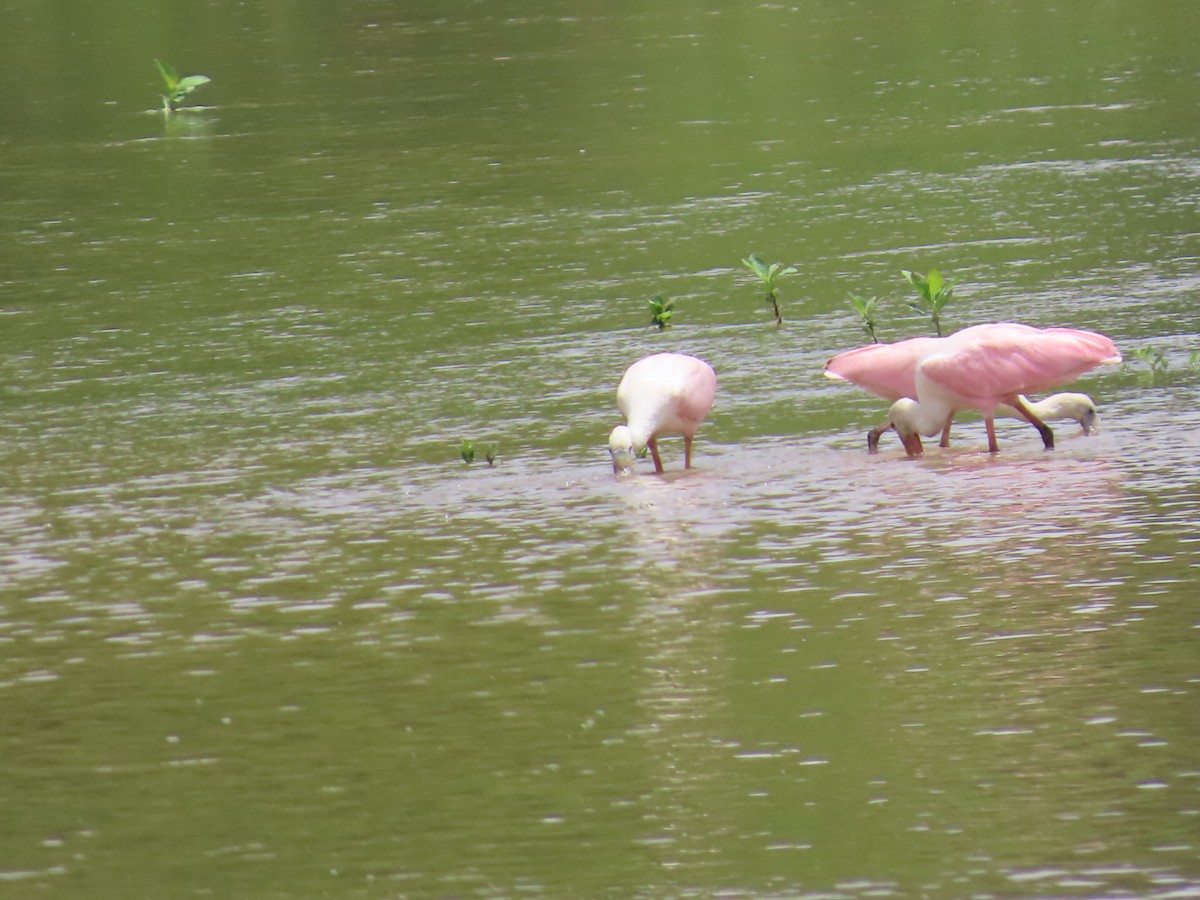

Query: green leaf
[741,254,770,280]
[649,294,674,328]
[848,291,877,320]
[177,74,211,92]
[153,58,178,91]
[926,268,944,297]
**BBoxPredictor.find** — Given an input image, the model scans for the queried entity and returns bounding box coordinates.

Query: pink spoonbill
[824,336,1103,447]
[608,352,717,475]
[824,323,1120,457]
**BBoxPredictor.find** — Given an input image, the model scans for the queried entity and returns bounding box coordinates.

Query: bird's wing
[824,337,942,401]
[921,327,1121,403]
[671,360,718,423]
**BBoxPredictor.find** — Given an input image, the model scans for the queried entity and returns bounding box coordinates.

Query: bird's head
[1059,392,1099,434]
[608,425,637,475]
[888,398,926,458]
[866,421,893,454]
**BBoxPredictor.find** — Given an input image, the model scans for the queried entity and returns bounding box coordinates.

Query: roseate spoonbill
[608,352,717,475]
[826,323,1120,457]
[825,337,1102,447]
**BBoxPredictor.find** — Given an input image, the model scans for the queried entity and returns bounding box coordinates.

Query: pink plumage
[823,336,942,401]
[608,353,717,474]
[919,324,1120,412]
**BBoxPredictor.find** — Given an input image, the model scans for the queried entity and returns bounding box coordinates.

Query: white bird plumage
[608,353,717,475]
[996,392,1099,434]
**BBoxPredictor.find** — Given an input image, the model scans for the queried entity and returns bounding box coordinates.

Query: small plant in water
[154,59,211,114]
[1189,349,1200,370]
[741,254,796,327]
[847,291,881,343]
[901,267,956,337]
[1130,346,1169,375]
[648,295,675,330]
[461,439,497,465]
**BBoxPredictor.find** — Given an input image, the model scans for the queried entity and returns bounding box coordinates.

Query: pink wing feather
[671,356,718,425]
[824,337,943,401]
[920,324,1120,405]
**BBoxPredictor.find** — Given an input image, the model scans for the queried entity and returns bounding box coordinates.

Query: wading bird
[608,352,717,474]
[824,337,1103,447]
[825,323,1120,457]
[996,392,1099,435]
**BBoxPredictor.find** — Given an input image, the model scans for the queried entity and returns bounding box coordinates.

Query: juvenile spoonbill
[608,352,717,475]
[826,323,1120,457]
[996,392,1100,434]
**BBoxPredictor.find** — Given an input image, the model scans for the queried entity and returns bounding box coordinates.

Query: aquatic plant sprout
[901,267,956,337]
[848,291,881,343]
[154,59,211,113]
[648,295,675,330]
[741,254,796,327]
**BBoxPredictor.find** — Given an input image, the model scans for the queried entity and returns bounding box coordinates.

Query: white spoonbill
[608,352,717,474]
[826,323,1120,457]
[996,392,1100,434]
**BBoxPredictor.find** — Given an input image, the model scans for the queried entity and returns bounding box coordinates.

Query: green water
[2,1,1198,897]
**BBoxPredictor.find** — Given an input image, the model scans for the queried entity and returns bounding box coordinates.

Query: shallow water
[1,0,1199,896]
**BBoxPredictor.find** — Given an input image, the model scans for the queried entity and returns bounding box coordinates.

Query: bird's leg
[985,417,999,453]
[1009,395,1055,450]
[867,421,892,454]
[683,435,693,469]
[938,413,955,448]
[648,438,665,473]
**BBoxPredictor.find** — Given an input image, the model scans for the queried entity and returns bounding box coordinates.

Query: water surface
[1,1,1198,896]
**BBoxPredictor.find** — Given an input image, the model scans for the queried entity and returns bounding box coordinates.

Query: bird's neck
[892,397,954,438]
[627,416,656,451]
[1025,394,1073,419]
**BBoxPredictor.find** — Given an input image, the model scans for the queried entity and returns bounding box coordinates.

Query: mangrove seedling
[648,295,675,330]
[901,267,956,337]
[1130,346,1169,375]
[461,439,497,465]
[154,58,211,113]
[847,291,881,343]
[741,253,796,327]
